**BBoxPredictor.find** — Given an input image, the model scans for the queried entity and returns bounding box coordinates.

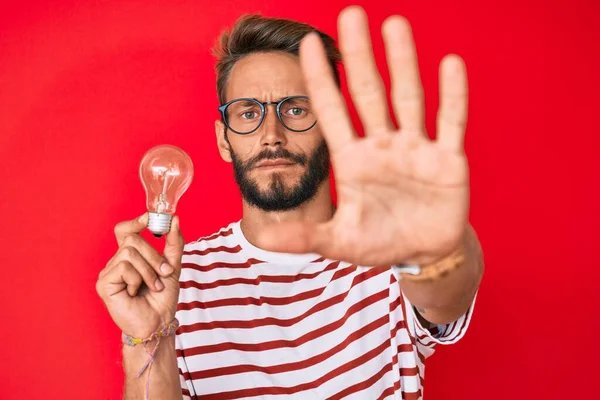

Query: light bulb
[139,144,194,237]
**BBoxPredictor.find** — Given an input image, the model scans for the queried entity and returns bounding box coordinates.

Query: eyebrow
[237,100,260,106]
[229,95,308,104]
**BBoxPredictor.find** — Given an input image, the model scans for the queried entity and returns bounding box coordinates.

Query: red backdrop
[1,0,598,399]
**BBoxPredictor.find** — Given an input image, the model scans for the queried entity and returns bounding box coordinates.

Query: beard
[229,138,330,212]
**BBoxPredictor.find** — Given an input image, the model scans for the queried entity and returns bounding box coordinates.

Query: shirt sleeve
[176,335,194,399]
[404,290,478,359]
[389,266,478,361]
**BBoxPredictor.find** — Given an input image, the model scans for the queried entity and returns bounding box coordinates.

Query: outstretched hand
[257,6,470,267]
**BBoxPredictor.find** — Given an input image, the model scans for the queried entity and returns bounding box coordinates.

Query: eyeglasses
[218,95,317,135]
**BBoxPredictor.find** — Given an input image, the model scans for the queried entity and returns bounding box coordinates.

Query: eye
[285,107,306,116]
[241,111,258,120]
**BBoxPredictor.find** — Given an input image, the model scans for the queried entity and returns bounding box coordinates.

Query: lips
[255,159,296,168]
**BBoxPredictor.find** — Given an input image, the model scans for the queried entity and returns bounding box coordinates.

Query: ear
[215,120,232,163]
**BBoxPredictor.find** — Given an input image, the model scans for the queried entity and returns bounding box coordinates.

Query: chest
[177,262,393,353]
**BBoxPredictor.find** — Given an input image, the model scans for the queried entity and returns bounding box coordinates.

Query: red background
[1,0,598,399]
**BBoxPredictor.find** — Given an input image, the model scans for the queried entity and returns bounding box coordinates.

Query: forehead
[225,52,308,102]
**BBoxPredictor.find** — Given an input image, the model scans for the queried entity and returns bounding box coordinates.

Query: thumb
[164,215,185,270]
[255,221,329,255]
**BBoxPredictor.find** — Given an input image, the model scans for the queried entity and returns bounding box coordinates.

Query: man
[97,5,484,399]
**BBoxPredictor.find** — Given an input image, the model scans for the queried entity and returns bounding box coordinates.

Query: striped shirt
[175,221,476,399]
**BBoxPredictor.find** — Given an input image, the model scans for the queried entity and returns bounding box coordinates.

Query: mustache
[245,147,307,169]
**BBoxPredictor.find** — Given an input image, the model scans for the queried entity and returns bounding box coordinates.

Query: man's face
[216,52,330,211]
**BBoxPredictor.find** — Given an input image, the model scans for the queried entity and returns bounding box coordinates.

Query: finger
[120,233,174,278]
[114,212,148,246]
[120,261,143,297]
[98,261,144,298]
[113,246,164,292]
[117,261,145,297]
[299,32,356,152]
[382,15,425,135]
[436,54,468,152]
[339,6,393,136]
[163,216,185,273]
[98,251,118,279]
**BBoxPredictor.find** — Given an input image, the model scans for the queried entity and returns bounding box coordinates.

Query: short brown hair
[213,14,341,105]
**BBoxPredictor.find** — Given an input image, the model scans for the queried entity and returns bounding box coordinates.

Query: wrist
[394,232,469,283]
[122,317,179,347]
[121,320,179,399]
[122,311,177,340]
[122,335,180,400]
[396,225,481,283]
[122,333,174,358]
[397,246,465,282]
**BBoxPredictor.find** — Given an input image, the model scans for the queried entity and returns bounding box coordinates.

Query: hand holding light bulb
[96,144,193,339]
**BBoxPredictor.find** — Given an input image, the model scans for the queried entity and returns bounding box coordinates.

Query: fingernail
[160,263,174,275]
[155,278,164,291]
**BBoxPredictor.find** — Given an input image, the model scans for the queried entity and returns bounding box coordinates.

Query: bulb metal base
[148,212,172,237]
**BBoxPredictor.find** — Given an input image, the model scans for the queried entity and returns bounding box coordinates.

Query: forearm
[123,335,183,400]
[400,225,484,325]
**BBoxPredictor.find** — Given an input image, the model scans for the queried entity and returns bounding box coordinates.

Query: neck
[240,179,335,250]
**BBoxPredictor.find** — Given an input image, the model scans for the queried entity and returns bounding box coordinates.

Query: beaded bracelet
[122,318,180,400]
[122,318,180,347]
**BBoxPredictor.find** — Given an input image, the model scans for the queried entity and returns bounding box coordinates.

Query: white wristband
[392,264,422,276]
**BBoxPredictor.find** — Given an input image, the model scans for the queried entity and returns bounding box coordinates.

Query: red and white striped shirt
[175,221,476,399]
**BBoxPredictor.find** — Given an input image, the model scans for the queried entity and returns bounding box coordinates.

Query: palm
[258,7,471,266]
[329,133,469,266]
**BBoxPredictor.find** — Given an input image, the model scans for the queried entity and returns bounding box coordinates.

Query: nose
[259,104,288,147]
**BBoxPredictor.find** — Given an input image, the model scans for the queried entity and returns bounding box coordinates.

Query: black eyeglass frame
[217,95,317,135]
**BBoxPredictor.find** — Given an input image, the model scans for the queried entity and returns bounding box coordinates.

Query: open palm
[258,7,471,267]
